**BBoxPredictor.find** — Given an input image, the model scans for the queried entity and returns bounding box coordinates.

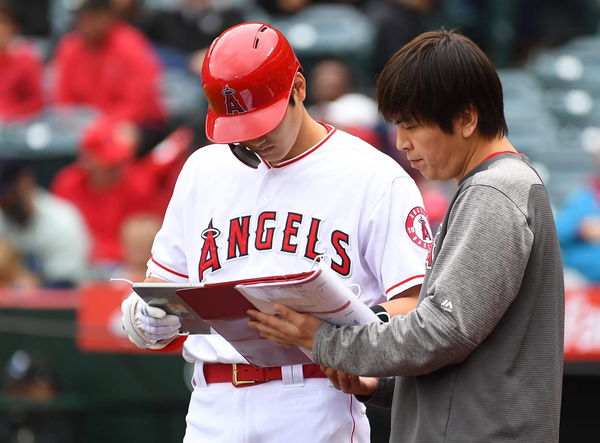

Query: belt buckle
[232,363,259,387]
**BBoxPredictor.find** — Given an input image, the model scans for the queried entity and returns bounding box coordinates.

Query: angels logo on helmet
[222,85,246,115]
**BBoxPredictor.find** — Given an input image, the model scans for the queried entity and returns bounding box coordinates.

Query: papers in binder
[130,262,379,367]
[235,263,378,327]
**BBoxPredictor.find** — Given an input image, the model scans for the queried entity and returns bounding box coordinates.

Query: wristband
[370,304,390,323]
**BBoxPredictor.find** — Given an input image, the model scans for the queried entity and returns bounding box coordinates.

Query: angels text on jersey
[197,211,352,281]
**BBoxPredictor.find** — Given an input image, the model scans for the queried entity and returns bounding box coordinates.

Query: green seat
[0,105,97,159]
[162,69,207,124]
[543,88,600,128]
[0,105,98,187]
[272,4,375,89]
[528,49,600,95]
[274,4,375,58]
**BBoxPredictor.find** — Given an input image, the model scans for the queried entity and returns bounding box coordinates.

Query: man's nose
[395,128,410,151]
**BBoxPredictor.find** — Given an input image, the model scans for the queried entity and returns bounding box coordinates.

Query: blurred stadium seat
[0,105,97,187]
[49,0,74,37]
[499,68,562,155]
[528,47,600,94]
[499,57,599,210]
[0,105,97,159]
[161,68,206,124]
[560,34,600,52]
[272,4,375,89]
[273,4,374,56]
[543,88,600,128]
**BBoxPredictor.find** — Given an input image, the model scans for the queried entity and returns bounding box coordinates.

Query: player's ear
[457,106,478,138]
[292,72,307,103]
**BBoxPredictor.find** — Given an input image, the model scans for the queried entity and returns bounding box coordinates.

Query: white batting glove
[121,292,181,349]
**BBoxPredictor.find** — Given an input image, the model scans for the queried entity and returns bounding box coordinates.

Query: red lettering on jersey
[281,212,303,253]
[304,217,324,260]
[198,220,221,281]
[222,85,246,115]
[331,230,351,276]
[227,216,251,259]
[255,211,276,250]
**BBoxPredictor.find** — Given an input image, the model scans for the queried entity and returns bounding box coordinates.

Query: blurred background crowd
[1,0,600,442]
[0,0,599,290]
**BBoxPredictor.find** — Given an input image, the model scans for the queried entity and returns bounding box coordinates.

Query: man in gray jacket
[249,30,564,443]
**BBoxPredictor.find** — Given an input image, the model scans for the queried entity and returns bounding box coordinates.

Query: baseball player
[248,30,565,443]
[121,23,431,442]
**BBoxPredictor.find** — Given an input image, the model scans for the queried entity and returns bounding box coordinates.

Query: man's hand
[121,292,181,349]
[247,304,322,349]
[321,367,378,397]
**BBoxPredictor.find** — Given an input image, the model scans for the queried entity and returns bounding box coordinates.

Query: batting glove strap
[121,292,181,349]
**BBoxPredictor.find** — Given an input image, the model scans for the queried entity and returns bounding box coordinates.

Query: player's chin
[418,167,438,181]
[256,146,277,158]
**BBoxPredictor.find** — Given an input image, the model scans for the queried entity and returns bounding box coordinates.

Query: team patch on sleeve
[405,206,433,250]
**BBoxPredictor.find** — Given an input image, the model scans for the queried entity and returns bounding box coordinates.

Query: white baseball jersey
[147,125,431,443]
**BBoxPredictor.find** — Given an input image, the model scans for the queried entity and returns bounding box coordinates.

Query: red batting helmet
[202,22,301,144]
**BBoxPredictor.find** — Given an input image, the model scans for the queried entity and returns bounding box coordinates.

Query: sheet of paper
[236,263,379,327]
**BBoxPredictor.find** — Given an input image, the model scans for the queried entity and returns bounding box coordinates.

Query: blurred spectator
[135,124,196,212]
[50,117,163,273]
[513,0,597,64]
[141,0,245,74]
[2,350,57,400]
[0,159,90,288]
[257,0,365,17]
[365,0,434,76]
[112,213,162,282]
[256,0,311,16]
[0,350,76,443]
[0,0,44,122]
[0,237,39,288]
[555,145,600,284]
[308,57,381,146]
[51,0,166,152]
[109,0,142,25]
[308,57,353,112]
[6,0,50,37]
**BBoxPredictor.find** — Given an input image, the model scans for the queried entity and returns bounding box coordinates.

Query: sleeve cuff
[149,335,186,353]
[363,376,395,409]
[147,257,189,282]
[385,274,424,299]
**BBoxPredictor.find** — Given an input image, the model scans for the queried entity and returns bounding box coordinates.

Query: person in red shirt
[50,117,161,271]
[51,116,192,274]
[51,0,165,137]
[0,1,44,122]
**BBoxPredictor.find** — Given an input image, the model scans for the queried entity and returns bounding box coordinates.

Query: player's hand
[247,304,322,349]
[121,292,181,349]
[321,366,378,397]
